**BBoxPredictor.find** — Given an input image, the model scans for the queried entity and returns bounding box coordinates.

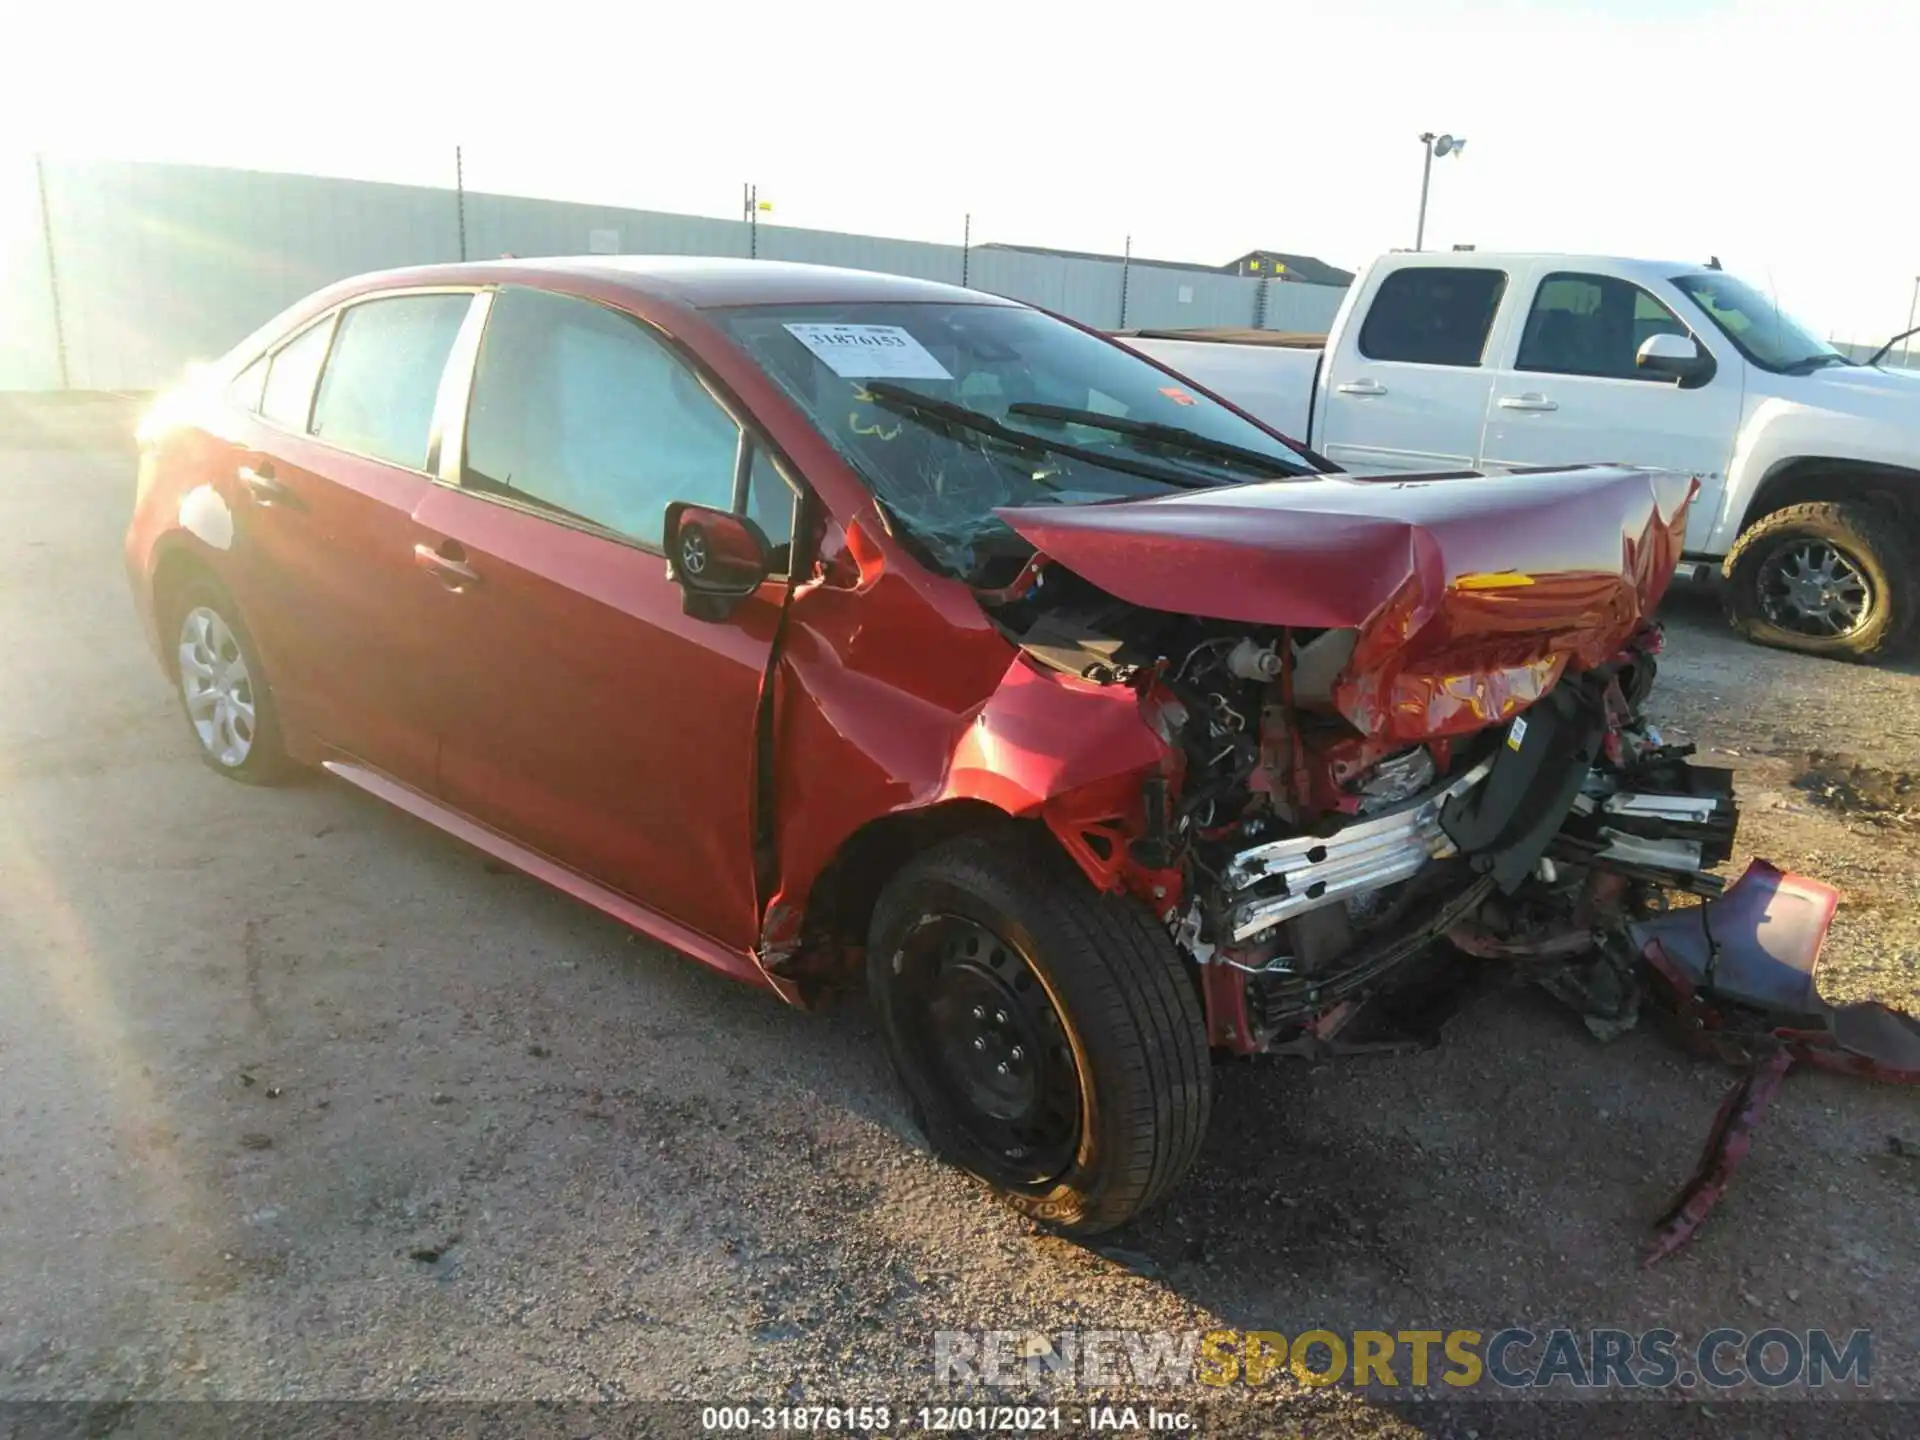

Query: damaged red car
[128,259,1919,1244]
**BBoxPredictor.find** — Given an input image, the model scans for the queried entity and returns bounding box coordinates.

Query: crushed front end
[982,464,1917,1257]
[1139,621,1721,1064]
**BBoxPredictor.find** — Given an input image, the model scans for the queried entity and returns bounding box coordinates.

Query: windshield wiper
[1864,325,1920,369]
[1006,402,1311,479]
[859,383,1220,490]
[1780,353,1850,374]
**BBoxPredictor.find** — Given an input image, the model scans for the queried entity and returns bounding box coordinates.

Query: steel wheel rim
[1756,539,1873,637]
[178,606,257,767]
[895,914,1082,1187]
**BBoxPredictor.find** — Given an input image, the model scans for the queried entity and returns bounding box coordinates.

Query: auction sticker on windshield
[784,323,953,380]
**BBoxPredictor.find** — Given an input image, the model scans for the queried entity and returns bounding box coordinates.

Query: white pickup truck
[1121,253,1920,662]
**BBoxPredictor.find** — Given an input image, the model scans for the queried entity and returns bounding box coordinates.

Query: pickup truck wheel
[867,829,1211,1235]
[1722,501,1916,662]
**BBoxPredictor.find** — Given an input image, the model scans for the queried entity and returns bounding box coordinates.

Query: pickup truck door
[1315,264,1512,473]
[1478,269,1743,548]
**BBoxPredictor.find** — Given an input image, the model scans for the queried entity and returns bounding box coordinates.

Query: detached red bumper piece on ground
[1634,862,1920,1263]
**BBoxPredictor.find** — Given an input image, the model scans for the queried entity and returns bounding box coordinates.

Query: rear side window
[1358,267,1508,367]
[1516,272,1690,380]
[310,294,472,469]
[463,286,741,549]
[259,318,335,430]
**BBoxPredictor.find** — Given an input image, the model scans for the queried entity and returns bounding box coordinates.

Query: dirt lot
[3,425,1917,1436]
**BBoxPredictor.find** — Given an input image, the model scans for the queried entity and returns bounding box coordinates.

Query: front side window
[463,286,741,548]
[1515,272,1690,380]
[744,447,797,568]
[259,317,336,431]
[309,294,472,469]
[1357,267,1508,367]
[1671,271,1844,374]
[713,301,1317,580]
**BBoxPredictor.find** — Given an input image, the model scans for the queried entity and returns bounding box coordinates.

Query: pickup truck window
[1671,272,1845,374]
[1357,267,1508,367]
[1516,272,1689,381]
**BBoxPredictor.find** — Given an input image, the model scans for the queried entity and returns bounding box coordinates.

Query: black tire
[1722,500,1916,662]
[166,578,295,784]
[867,827,1211,1234]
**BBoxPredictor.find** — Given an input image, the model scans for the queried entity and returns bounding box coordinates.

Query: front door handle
[1336,379,1388,396]
[1498,393,1559,411]
[413,541,481,591]
[238,462,301,509]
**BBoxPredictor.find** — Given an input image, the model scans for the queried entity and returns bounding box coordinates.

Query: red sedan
[133,257,1895,1241]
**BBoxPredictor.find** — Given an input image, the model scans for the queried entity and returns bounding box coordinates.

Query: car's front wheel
[1722,500,1916,662]
[867,828,1212,1235]
[169,579,293,784]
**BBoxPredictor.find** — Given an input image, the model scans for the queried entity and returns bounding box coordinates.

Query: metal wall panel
[5,159,1351,391]
[1264,280,1347,334]
[0,156,64,389]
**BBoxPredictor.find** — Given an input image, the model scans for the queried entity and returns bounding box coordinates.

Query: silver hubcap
[178,606,257,767]
[1757,541,1873,637]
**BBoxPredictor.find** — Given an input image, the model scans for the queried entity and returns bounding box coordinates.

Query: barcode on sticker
[1506,715,1528,751]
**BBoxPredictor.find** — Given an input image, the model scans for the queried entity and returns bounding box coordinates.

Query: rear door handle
[1498,393,1559,411]
[1336,379,1388,396]
[413,540,481,591]
[238,462,302,509]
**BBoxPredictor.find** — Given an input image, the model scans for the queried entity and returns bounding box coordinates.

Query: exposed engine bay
[985,560,1920,1260]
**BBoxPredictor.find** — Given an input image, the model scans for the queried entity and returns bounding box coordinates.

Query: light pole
[1415,132,1466,251]
[741,183,772,258]
[1904,276,1919,367]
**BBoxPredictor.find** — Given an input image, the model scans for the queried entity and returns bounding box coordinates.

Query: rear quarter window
[259,318,336,431]
[231,355,269,411]
[1358,267,1509,367]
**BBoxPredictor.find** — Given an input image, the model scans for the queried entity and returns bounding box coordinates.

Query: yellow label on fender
[1453,571,1537,590]
[1507,715,1529,751]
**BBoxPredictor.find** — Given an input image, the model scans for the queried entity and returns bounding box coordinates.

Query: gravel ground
[2,434,1917,1436]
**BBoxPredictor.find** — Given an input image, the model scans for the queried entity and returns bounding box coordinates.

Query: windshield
[712,301,1317,579]
[1670,272,1843,373]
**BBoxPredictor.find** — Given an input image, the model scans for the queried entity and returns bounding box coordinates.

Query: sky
[4,0,1918,345]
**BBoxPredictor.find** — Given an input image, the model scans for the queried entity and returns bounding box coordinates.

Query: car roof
[363,256,1021,310]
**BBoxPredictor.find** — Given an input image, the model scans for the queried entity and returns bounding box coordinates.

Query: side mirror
[1636,332,1715,388]
[663,502,773,619]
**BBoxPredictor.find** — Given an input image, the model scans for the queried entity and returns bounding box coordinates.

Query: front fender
[1713,397,1920,553]
[763,595,1178,968]
[939,656,1168,816]
[938,655,1179,903]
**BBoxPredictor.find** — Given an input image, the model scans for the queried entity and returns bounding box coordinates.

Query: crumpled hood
[997,464,1695,741]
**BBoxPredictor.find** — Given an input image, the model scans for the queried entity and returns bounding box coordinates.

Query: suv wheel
[171,580,293,783]
[1722,501,1916,662]
[867,828,1211,1234]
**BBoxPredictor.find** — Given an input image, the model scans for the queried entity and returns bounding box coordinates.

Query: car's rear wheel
[170,580,293,784]
[867,828,1211,1234]
[1722,501,1916,662]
